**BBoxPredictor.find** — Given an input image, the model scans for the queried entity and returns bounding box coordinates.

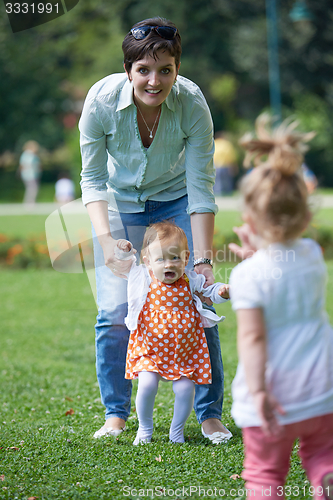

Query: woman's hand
[194,263,214,305]
[100,236,136,279]
[194,263,214,286]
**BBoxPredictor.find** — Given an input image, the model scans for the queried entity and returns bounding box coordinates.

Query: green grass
[1,263,333,499]
[0,215,49,238]
[1,212,333,499]
[0,206,331,240]
[316,187,333,196]
[0,211,243,240]
[312,208,333,229]
[0,185,332,204]
[215,211,243,235]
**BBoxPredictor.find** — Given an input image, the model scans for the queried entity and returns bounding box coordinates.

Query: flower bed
[0,234,51,269]
[0,233,95,270]
[1,222,332,270]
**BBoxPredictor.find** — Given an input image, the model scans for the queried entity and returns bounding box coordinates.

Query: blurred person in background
[213,132,238,196]
[55,172,75,204]
[19,140,41,205]
[79,17,231,443]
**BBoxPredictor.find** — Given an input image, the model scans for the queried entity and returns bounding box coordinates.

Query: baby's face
[144,237,190,284]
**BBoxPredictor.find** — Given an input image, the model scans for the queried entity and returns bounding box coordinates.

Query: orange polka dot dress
[125,273,212,384]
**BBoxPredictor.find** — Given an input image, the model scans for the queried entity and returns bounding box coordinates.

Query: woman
[79,17,231,443]
[19,140,41,205]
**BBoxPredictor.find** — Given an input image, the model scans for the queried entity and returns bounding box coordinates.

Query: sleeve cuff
[187,202,218,215]
[81,189,109,206]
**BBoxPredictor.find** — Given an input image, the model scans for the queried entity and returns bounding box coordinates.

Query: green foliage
[63,127,83,198]
[210,75,239,107]
[0,173,58,203]
[293,93,331,150]
[0,16,66,152]
[2,0,333,186]
[0,0,126,154]
[291,93,333,186]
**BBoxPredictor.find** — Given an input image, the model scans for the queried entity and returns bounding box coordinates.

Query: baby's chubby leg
[134,371,160,445]
[170,377,195,443]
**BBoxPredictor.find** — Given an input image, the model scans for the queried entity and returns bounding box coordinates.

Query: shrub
[0,234,51,269]
[1,223,332,271]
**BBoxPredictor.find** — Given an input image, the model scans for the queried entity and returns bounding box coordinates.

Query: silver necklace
[136,103,161,139]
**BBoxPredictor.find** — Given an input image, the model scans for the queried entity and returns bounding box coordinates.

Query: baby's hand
[252,390,285,437]
[228,224,258,260]
[117,239,133,253]
[218,284,230,299]
[114,239,136,262]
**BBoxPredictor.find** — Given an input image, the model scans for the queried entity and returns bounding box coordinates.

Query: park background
[1,0,333,197]
[1,1,333,499]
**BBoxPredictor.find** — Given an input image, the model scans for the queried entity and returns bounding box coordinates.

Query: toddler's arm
[189,271,230,304]
[228,223,258,260]
[199,281,230,304]
[237,308,285,436]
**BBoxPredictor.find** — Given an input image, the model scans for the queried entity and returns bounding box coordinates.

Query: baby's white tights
[133,371,195,445]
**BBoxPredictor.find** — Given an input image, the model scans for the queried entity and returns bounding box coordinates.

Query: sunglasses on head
[130,25,177,41]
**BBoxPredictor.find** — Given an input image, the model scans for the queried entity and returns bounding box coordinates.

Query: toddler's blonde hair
[240,114,315,243]
[142,221,189,258]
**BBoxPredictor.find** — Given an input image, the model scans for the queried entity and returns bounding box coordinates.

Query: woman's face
[126,50,180,111]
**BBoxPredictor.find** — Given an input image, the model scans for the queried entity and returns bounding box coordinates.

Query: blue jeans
[92,195,224,424]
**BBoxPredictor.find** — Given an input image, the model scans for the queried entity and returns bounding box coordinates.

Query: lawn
[2,211,242,239]
[0,215,49,237]
[1,213,333,500]
[0,183,57,205]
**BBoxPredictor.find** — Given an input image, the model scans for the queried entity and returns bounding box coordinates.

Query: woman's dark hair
[122,17,182,73]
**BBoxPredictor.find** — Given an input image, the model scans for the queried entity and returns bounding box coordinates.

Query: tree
[1,0,333,184]
[0,0,125,154]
